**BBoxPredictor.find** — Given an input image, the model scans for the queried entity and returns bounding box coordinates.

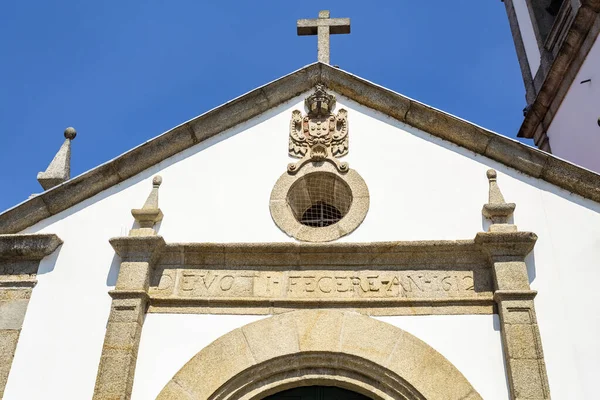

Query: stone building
[1,9,600,400]
[502,0,600,172]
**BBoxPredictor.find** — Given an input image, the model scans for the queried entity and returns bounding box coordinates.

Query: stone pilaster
[477,169,550,399]
[0,234,63,398]
[93,236,165,400]
[94,176,165,399]
[476,231,550,399]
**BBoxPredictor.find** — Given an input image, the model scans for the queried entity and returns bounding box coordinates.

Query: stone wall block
[190,89,269,143]
[108,297,147,325]
[510,359,547,399]
[94,352,137,399]
[405,101,494,154]
[505,324,539,359]
[172,329,256,400]
[0,299,29,329]
[498,299,537,324]
[103,321,143,352]
[112,128,194,181]
[0,260,38,277]
[0,329,20,398]
[157,381,194,400]
[340,312,401,367]
[323,63,411,122]
[115,262,151,292]
[0,288,31,302]
[242,313,299,363]
[93,298,146,400]
[261,66,318,108]
[496,301,549,399]
[295,309,344,352]
[493,262,530,291]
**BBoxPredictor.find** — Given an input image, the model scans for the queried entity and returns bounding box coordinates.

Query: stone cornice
[2,64,600,234]
[158,240,487,267]
[474,231,537,261]
[493,289,538,301]
[0,234,63,260]
[518,2,600,144]
[109,236,166,263]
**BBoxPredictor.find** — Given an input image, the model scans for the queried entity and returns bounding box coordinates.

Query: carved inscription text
[151,270,489,300]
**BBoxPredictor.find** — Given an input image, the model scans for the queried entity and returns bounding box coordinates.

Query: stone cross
[297,10,350,64]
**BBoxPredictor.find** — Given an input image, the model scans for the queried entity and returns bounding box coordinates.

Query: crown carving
[288,85,349,174]
[305,84,336,117]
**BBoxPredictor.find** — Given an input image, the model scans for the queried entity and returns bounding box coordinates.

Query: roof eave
[1,62,600,234]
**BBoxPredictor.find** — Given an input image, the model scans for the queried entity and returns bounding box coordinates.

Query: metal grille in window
[300,202,343,227]
[286,172,353,228]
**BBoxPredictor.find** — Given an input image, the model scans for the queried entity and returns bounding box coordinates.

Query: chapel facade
[1,9,600,400]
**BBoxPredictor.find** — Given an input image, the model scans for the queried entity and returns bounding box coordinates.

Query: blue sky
[0,1,529,212]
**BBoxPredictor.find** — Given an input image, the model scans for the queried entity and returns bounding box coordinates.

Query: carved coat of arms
[288,85,349,174]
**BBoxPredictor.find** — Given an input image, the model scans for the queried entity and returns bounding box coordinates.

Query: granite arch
[157,310,482,400]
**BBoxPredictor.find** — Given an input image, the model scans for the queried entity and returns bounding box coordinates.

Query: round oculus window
[286,172,353,227]
[269,162,369,242]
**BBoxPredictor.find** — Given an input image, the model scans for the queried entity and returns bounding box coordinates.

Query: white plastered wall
[4,92,600,399]
[547,33,600,173]
[513,0,541,76]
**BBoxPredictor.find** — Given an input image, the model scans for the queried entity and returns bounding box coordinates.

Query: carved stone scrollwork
[288,84,349,174]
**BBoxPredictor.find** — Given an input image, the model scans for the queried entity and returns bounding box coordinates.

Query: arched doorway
[157,310,481,400]
[263,385,371,399]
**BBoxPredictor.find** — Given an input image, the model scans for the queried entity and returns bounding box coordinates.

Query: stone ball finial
[486,169,497,180]
[152,175,162,186]
[64,127,77,140]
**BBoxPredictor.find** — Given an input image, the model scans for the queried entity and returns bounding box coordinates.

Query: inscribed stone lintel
[137,236,525,316]
[103,233,540,317]
[147,268,495,315]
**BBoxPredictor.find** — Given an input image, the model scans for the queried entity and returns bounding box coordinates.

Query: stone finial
[37,127,77,190]
[482,169,517,232]
[130,176,164,236]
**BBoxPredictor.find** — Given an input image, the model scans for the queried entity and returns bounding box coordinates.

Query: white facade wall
[547,33,600,173]
[513,0,541,76]
[4,93,600,399]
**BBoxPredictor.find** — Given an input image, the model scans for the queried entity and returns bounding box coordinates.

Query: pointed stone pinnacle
[482,169,516,232]
[130,176,164,236]
[37,127,76,191]
[486,169,506,204]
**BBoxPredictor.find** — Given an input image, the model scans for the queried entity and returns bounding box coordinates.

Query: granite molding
[92,224,545,399]
[97,233,530,318]
[478,193,550,399]
[1,64,600,233]
[0,233,62,398]
[93,235,164,400]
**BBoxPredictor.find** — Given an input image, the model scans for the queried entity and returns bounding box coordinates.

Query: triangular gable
[1,62,599,233]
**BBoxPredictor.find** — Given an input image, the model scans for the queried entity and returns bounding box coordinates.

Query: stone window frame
[269,162,369,242]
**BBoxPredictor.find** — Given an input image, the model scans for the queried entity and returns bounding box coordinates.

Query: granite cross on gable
[297,10,351,64]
